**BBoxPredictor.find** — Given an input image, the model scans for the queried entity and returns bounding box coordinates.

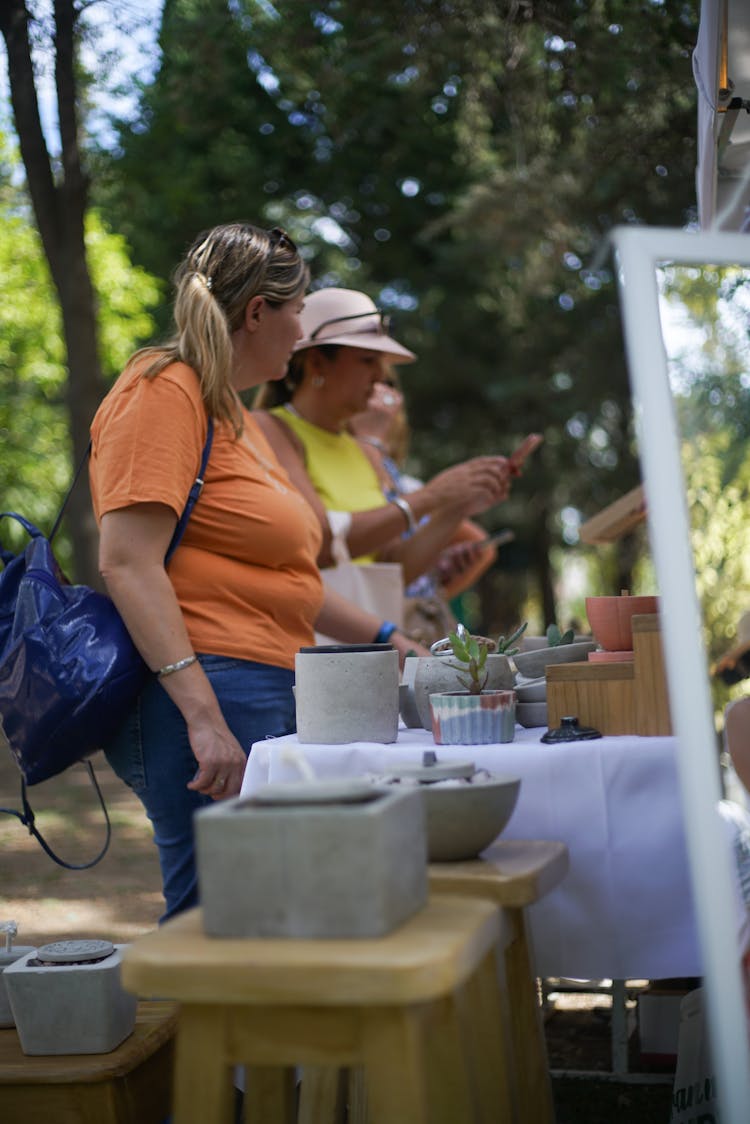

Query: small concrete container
[5,940,137,1055]
[295,644,399,744]
[196,784,428,938]
[0,944,37,1028]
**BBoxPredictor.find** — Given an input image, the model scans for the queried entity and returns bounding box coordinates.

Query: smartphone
[478,529,515,549]
[509,433,543,473]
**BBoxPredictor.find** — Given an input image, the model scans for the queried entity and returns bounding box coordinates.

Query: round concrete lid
[384,760,476,782]
[36,939,115,964]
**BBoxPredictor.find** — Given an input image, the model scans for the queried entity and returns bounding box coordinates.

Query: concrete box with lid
[546,614,672,736]
[4,942,137,1055]
[196,784,428,938]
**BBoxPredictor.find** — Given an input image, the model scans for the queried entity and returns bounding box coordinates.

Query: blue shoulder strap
[48,417,215,559]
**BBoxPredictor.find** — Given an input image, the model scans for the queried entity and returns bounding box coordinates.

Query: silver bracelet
[157,655,198,679]
[391,495,417,533]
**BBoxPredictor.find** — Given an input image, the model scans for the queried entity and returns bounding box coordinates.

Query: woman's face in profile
[250,295,305,386]
[321,347,384,417]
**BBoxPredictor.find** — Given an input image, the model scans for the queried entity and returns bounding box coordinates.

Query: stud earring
[311,374,325,389]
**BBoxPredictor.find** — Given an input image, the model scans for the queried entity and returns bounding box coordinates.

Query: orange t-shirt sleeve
[90,365,207,521]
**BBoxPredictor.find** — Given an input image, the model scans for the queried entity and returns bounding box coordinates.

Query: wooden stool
[430,839,569,1124]
[0,999,176,1123]
[122,895,512,1124]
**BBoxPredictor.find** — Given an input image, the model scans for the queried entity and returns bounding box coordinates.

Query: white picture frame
[612,224,750,1120]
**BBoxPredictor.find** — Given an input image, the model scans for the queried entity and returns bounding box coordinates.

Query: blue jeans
[104,654,295,922]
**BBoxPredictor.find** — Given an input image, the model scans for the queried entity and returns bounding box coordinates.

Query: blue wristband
[374,621,398,644]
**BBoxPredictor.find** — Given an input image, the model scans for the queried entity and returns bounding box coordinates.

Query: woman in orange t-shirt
[90,222,424,920]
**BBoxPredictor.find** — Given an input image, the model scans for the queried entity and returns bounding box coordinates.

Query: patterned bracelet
[157,655,198,679]
[391,495,417,533]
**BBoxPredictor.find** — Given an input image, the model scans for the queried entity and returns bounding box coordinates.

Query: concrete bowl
[512,640,596,680]
[515,677,547,703]
[516,701,549,729]
[421,775,521,861]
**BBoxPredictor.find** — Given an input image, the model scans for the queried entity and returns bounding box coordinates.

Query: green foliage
[546,623,575,647]
[93,0,699,621]
[496,621,528,656]
[446,628,489,695]
[0,159,160,564]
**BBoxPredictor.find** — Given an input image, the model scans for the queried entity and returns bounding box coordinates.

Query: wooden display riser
[546,615,672,736]
[0,1000,176,1124]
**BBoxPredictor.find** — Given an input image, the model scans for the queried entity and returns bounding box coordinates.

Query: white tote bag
[315,511,404,645]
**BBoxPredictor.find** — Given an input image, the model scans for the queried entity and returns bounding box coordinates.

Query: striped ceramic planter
[429,690,517,745]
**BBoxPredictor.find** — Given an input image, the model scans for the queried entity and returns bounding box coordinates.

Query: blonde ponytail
[128,223,308,436]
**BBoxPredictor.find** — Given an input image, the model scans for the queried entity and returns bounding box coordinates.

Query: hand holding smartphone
[478,528,515,549]
[509,433,543,475]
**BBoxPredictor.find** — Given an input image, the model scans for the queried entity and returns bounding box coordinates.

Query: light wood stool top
[428,837,569,905]
[122,893,500,1006]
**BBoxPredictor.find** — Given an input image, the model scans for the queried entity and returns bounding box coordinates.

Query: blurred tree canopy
[94,0,699,629]
[658,264,750,714]
[0,131,160,572]
[1,0,700,629]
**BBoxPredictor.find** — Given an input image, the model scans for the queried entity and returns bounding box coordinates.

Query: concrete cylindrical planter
[295,644,399,744]
[4,940,137,1055]
[402,653,516,732]
[429,689,517,745]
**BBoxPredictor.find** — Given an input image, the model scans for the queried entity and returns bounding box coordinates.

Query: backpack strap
[0,760,111,870]
[0,417,215,869]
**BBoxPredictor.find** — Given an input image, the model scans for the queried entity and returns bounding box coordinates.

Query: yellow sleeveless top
[270,405,386,563]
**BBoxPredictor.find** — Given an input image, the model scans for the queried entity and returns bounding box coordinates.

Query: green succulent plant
[546,623,575,647]
[446,628,490,694]
[444,621,528,693]
[495,621,528,656]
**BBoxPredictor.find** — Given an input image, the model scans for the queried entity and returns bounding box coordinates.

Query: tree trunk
[533,501,557,629]
[0,0,104,586]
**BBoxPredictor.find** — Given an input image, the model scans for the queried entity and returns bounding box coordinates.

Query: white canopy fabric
[695,0,750,229]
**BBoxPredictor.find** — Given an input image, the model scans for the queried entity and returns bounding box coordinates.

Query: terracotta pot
[585,595,659,652]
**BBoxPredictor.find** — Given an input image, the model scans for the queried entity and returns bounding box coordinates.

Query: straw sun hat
[294,288,416,363]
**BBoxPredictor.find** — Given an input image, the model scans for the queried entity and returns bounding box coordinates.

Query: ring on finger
[214,776,227,790]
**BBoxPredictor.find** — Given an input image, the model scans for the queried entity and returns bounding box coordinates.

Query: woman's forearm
[377,503,467,585]
[101,559,225,724]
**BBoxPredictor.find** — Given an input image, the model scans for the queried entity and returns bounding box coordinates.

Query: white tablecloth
[241,726,703,980]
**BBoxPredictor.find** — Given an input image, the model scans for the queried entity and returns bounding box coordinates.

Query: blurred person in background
[252,287,513,599]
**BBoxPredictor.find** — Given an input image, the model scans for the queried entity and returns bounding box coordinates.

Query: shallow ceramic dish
[516,701,548,729]
[512,640,596,679]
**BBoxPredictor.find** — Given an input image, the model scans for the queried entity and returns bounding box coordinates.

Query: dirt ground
[0,748,163,946]
[0,746,675,1123]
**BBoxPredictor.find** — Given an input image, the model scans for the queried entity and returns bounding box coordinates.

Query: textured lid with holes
[386,760,477,782]
[36,939,115,964]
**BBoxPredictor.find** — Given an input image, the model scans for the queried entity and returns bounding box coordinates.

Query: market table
[241,726,702,981]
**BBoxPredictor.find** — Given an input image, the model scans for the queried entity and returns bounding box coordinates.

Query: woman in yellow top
[90,226,425,920]
[253,287,513,585]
